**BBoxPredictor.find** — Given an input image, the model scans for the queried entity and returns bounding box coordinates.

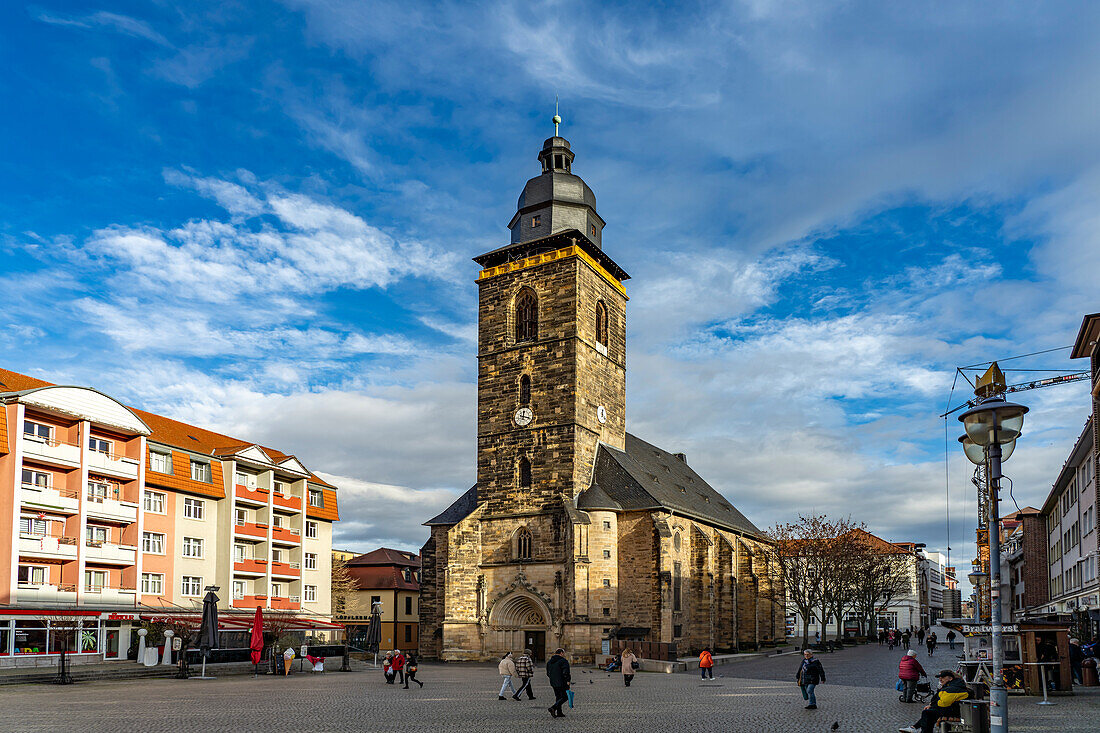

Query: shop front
[0,610,140,667]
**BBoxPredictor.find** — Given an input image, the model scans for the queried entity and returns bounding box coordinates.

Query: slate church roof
[578,433,762,538]
[425,434,762,539]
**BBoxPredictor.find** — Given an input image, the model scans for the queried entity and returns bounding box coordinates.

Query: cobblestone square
[2,641,1096,732]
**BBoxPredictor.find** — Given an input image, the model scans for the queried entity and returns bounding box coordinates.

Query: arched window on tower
[519,375,531,406]
[595,301,608,347]
[518,455,532,489]
[515,288,538,342]
[516,528,532,561]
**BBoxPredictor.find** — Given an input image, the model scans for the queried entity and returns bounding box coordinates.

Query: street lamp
[967,563,989,624]
[959,395,1028,733]
[958,434,1016,465]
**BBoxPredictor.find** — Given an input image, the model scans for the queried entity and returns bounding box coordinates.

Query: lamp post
[959,391,1027,733]
[967,563,988,624]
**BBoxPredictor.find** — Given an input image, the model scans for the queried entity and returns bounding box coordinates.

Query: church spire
[553,97,561,137]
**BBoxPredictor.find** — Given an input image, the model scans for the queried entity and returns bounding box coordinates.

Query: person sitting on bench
[898,669,969,733]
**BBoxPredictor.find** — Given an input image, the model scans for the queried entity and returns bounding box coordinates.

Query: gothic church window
[595,301,608,347]
[515,288,538,342]
[516,528,532,560]
[519,375,531,406]
[673,561,683,611]
[518,455,532,489]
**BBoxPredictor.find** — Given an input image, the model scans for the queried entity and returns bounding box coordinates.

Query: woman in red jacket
[898,650,926,703]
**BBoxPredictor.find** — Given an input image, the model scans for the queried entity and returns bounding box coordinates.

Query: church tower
[473,132,629,514]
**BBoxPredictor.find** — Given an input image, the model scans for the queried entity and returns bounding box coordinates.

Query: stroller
[898,676,932,704]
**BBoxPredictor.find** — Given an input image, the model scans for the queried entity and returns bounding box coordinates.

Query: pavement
[1,633,1096,732]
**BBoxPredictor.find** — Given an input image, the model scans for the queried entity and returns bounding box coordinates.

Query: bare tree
[330,553,357,618]
[817,518,864,643]
[848,536,916,638]
[763,516,832,649]
[38,614,85,684]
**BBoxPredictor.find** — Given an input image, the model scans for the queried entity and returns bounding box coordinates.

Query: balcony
[17,583,78,605]
[21,436,81,468]
[20,484,80,514]
[269,596,299,610]
[271,491,302,512]
[85,493,138,524]
[87,450,140,480]
[84,586,138,606]
[271,525,301,546]
[233,558,268,576]
[234,484,269,506]
[84,541,137,565]
[234,521,268,540]
[19,535,78,561]
[269,561,300,578]
[232,594,267,609]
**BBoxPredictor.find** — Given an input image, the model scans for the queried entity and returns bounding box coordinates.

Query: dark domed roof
[508,135,604,247]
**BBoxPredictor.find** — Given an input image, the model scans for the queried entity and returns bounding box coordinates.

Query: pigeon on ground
[831,722,839,730]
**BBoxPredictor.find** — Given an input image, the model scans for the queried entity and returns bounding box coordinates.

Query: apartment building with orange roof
[0,367,339,666]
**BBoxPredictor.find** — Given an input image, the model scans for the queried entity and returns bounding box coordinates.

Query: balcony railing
[19,534,79,560]
[87,449,140,480]
[234,484,270,505]
[20,484,81,514]
[21,436,81,467]
[83,542,137,565]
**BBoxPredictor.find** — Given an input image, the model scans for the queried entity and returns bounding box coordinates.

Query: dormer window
[532,215,541,228]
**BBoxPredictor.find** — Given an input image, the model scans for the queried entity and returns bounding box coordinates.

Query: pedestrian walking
[403,652,423,688]
[620,648,639,687]
[946,630,956,651]
[879,629,886,645]
[392,649,406,685]
[916,628,925,646]
[888,630,897,650]
[498,651,518,699]
[898,650,926,703]
[546,648,571,718]
[1068,638,1084,685]
[699,648,714,680]
[926,632,937,657]
[902,630,911,648]
[383,652,396,684]
[513,648,536,700]
[795,649,826,710]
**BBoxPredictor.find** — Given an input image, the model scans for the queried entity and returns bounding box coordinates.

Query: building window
[405,597,413,615]
[270,583,283,598]
[403,567,412,582]
[23,420,52,442]
[517,528,532,560]
[18,565,48,585]
[305,552,317,570]
[271,548,282,563]
[673,624,682,638]
[190,461,211,483]
[87,480,110,503]
[183,497,205,520]
[603,521,611,530]
[272,515,283,528]
[514,288,538,342]
[519,374,531,406]
[306,521,318,539]
[181,576,202,596]
[21,469,50,488]
[518,456,532,489]
[234,544,249,562]
[150,450,172,474]
[182,537,204,558]
[602,607,610,616]
[142,532,165,554]
[673,561,682,612]
[19,517,47,536]
[532,214,541,228]
[371,595,381,610]
[86,525,108,545]
[143,490,165,513]
[85,570,107,592]
[603,549,611,559]
[235,508,247,525]
[304,585,317,603]
[308,489,323,508]
[603,578,611,588]
[141,573,164,594]
[590,223,597,237]
[233,580,246,599]
[595,300,608,346]
[405,625,413,642]
[88,436,112,455]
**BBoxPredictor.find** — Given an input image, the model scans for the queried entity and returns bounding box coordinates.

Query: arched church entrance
[488,592,551,661]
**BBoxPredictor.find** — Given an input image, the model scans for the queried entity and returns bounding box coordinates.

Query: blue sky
[2,2,1098,582]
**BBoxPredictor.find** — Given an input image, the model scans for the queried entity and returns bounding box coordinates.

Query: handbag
[896,679,904,692]
[631,660,639,671]
[566,689,574,708]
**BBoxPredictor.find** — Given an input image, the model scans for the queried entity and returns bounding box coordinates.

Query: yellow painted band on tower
[477,245,627,297]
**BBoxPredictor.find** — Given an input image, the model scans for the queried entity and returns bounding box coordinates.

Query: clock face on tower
[514,407,534,427]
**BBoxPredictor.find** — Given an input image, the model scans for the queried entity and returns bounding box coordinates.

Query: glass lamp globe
[958,435,1016,464]
[958,398,1028,447]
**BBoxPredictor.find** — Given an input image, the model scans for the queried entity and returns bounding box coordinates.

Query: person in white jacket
[498,651,518,699]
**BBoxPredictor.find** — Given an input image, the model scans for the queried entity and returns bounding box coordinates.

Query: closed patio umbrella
[193,589,220,679]
[367,602,382,667]
[249,606,264,676]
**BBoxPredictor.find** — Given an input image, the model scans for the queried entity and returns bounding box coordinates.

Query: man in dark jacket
[795,649,825,709]
[1068,638,1084,685]
[546,648,571,718]
[898,670,969,733]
